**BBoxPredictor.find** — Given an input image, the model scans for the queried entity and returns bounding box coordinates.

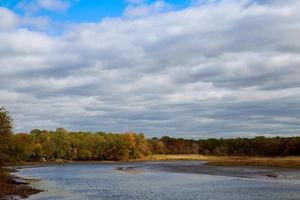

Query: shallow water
[15,161,300,200]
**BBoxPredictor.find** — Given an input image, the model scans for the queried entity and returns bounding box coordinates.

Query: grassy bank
[0,167,42,199]
[15,155,300,169]
[205,156,300,169]
[144,154,209,161]
[142,155,300,169]
[10,155,300,169]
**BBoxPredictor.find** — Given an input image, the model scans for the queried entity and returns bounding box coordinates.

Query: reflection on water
[15,161,300,200]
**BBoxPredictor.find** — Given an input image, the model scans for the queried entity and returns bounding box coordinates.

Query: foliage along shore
[8,129,300,163]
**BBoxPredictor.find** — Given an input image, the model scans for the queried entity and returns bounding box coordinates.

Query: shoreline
[13,155,300,169]
[0,168,42,200]
[11,155,300,169]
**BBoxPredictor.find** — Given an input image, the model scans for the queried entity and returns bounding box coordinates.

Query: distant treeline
[0,107,300,164]
[10,129,300,161]
[152,136,300,156]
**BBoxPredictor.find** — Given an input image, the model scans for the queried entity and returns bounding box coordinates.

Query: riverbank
[0,168,42,200]
[141,155,300,169]
[11,155,300,169]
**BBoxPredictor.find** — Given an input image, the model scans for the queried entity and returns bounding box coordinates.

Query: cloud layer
[1,0,300,138]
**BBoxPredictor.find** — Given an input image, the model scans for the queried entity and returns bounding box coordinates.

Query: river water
[15,161,300,200]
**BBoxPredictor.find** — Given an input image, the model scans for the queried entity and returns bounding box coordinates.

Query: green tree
[53,128,71,159]
[0,107,13,165]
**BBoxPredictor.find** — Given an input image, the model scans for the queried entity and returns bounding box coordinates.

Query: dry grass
[143,155,300,169]
[206,156,300,169]
[144,154,209,161]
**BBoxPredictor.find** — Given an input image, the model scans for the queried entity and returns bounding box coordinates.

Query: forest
[1,107,300,165]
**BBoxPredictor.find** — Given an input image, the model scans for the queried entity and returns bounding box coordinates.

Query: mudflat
[118,161,300,181]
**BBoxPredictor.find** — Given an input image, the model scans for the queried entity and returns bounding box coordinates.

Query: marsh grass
[143,155,300,169]
[145,154,209,161]
[206,156,300,168]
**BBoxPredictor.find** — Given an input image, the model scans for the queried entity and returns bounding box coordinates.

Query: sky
[0,0,300,138]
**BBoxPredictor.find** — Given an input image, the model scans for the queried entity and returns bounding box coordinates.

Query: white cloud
[124,1,172,18]
[125,0,147,4]
[21,15,51,30]
[0,7,19,30]
[17,0,77,13]
[1,0,300,137]
[37,0,69,11]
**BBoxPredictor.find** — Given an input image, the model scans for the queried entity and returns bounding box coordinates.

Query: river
[14,161,300,200]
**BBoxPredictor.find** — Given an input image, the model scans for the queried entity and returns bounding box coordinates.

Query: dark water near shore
[15,161,300,200]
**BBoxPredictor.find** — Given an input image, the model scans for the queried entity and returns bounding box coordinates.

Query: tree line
[13,129,149,161]
[0,107,300,164]
[151,136,300,156]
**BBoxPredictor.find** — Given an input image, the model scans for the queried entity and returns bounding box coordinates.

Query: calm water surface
[15,161,300,200]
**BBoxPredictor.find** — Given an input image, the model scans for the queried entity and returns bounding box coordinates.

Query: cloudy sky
[0,0,300,138]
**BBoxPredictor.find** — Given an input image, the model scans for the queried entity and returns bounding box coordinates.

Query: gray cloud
[0,0,300,138]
